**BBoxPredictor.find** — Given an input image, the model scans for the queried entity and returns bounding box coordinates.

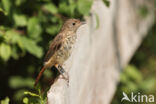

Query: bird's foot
[56,65,69,83]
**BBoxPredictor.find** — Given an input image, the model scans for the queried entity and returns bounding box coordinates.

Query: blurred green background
[0,0,155,104]
[112,23,156,104]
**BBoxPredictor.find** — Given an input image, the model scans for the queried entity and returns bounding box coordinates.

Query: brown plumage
[34,19,85,86]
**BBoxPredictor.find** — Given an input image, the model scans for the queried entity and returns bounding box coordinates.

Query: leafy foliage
[103,0,110,7]
[0,97,10,104]
[112,23,156,104]
[23,90,46,104]
[0,0,110,103]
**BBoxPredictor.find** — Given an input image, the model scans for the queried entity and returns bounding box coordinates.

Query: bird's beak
[81,21,86,25]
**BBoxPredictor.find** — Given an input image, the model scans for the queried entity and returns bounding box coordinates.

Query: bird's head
[61,19,86,32]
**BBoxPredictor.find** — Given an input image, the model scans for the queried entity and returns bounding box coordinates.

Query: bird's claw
[57,65,69,83]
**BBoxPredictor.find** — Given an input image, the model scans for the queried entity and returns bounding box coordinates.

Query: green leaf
[24,91,40,97]
[21,37,43,58]
[28,17,42,39]
[68,0,77,17]
[23,97,29,104]
[58,2,71,16]
[15,0,26,6]
[13,89,25,101]
[125,65,143,83]
[126,81,138,91]
[58,1,76,16]
[46,25,59,35]
[77,0,93,15]
[0,8,7,15]
[11,46,19,59]
[43,3,58,14]
[68,4,76,17]
[58,2,67,13]
[0,97,10,104]
[0,43,11,61]
[9,76,34,88]
[13,14,27,27]
[120,73,129,83]
[4,30,21,44]
[50,16,62,23]
[1,0,11,14]
[140,78,155,92]
[103,0,110,7]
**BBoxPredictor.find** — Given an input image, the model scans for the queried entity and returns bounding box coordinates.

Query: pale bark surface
[47,0,155,104]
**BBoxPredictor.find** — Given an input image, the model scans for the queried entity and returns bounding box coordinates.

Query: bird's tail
[34,66,46,87]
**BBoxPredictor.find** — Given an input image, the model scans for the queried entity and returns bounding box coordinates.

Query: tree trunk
[47,0,155,104]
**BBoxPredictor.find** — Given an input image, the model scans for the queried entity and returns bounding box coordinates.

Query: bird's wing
[44,33,63,62]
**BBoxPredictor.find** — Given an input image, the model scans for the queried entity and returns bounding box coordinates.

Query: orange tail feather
[34,67,46,87]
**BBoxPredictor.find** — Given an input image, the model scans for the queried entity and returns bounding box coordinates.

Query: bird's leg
[58,65,65,74]
[58,65,69,82]
[55,64,69,82]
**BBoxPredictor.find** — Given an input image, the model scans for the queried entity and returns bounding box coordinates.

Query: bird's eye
[72,23,76,26]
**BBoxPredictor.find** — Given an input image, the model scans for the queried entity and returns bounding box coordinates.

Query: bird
[34,18,86,86]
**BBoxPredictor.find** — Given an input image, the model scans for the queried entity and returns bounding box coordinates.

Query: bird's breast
[55,34,77,64]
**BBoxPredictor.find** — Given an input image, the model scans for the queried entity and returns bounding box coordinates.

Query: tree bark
[47,0,155,104]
